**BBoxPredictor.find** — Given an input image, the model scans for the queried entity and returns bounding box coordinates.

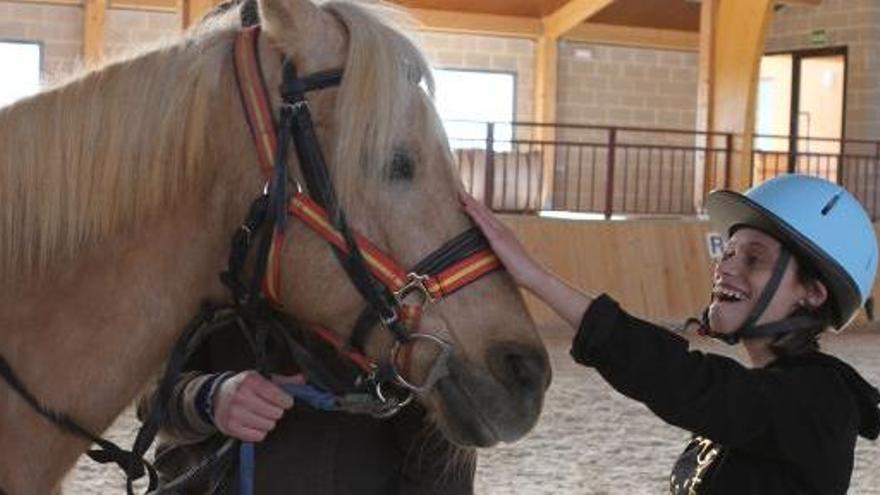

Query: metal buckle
[389,332,453,394]
[393,273,436,306]
[281,100,310,115]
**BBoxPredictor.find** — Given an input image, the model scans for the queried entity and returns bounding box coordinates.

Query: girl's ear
[805,278,829,309]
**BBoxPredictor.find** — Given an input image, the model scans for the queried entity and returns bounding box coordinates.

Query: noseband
[231,27,502,406]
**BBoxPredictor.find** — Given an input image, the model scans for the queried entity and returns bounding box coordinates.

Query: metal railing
[752,134,880,220]
[448,121,733,218]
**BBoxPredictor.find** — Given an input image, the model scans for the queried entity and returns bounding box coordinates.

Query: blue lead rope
[239,383,337,495]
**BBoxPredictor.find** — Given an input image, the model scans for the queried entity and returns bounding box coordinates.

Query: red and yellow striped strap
[310,325,374,372]
[234,27,278,179]
[235,28,502,307]
[288,192,502,300]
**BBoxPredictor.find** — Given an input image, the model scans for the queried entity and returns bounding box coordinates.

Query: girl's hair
[769,255,836,358]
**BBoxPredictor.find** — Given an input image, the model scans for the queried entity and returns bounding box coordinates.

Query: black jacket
[140,327,474,494]
[571,295,880,494]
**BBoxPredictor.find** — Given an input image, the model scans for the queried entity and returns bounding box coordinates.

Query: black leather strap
[0,353,158,492]
[278,59,408,346]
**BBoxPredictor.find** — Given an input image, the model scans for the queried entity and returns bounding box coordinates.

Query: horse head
[243,0,551,447]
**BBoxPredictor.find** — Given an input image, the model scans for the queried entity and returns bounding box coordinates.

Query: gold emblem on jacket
[670,437,722,494]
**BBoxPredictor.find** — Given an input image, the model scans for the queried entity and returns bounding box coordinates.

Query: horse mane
[0,0,435,280]
[0,17,240,280]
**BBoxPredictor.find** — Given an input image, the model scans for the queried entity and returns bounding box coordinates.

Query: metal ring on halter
[373,381,415,410]
[393,273,436,306]
[389,332,453,394]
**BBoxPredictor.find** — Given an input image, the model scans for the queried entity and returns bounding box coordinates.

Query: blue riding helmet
[706,174,878,329]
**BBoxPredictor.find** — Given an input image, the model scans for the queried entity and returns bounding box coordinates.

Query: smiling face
[708,227,829,337]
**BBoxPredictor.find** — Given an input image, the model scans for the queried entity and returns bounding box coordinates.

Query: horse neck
[0,196,241,490]
[0,46,260,492]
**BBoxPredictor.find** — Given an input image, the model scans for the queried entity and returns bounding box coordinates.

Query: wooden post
[535,36,558,209]
[83,0,106,66]
[695,0,775,196]
[535,0,617,209]
[180,0,219,29]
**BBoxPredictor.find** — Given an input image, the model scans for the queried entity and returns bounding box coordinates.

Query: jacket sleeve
[570,294,854,463]
[393,404,475,494]
[137,370,219,445]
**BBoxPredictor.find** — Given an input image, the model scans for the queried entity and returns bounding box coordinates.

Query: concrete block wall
[105,8,179,59]
[557,41,699,130]
[0,1,83,79]
[765,0,880,210]
[413,31,536,123]
[0,1,178,83]
[766,0,880,142]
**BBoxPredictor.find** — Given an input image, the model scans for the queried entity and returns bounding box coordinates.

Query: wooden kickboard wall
[501,216,880,328]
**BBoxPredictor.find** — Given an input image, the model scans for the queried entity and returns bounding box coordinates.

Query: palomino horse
[0,0,550,492]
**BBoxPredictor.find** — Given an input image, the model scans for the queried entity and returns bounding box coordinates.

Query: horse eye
[388,150,415,181]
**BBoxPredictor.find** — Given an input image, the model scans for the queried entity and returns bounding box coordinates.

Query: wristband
[195,371,235,426]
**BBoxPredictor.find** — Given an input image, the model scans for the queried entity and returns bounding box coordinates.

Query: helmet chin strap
[700,248,822,345]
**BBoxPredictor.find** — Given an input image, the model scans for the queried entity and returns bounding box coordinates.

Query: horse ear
[258,0,344,62]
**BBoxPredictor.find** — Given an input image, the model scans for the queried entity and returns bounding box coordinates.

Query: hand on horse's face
[212,371,301,442]
[460,192,546,291]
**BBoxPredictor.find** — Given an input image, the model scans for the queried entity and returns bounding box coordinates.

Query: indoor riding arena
[2,0,880,493]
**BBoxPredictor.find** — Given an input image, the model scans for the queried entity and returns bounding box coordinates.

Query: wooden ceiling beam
[542,0,616,40]
[409,8,542,38]
[566,23,699,51]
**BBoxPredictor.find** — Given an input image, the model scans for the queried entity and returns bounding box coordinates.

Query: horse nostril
[487,344,550,393]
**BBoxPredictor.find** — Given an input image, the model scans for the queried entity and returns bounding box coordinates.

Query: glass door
[754,48,846,183]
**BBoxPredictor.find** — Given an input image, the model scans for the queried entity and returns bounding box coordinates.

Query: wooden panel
[566,22,699,51]
[392,0,570,18]
[502,216,715,325]
[409,8,542,37]
[111,0,175,10]
[590,0,701,32]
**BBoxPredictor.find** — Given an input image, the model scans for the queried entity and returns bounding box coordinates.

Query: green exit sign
[811,29,829,47]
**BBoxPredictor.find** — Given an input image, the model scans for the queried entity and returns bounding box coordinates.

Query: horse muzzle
[433,342,551,447]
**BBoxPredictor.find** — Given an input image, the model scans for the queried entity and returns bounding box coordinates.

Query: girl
[462,174,880,494]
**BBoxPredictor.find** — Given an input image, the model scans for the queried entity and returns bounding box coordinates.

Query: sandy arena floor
[64,327,880,494]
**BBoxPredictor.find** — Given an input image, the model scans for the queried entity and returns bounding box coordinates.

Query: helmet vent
[821,193,842,216]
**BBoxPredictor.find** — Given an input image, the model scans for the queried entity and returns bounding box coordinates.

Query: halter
[0,25,504,495]
[231,26,502,401]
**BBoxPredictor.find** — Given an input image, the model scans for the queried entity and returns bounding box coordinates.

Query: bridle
[230,26,502,406]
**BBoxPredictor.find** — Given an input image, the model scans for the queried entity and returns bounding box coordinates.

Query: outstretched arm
[460,192,593,329]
